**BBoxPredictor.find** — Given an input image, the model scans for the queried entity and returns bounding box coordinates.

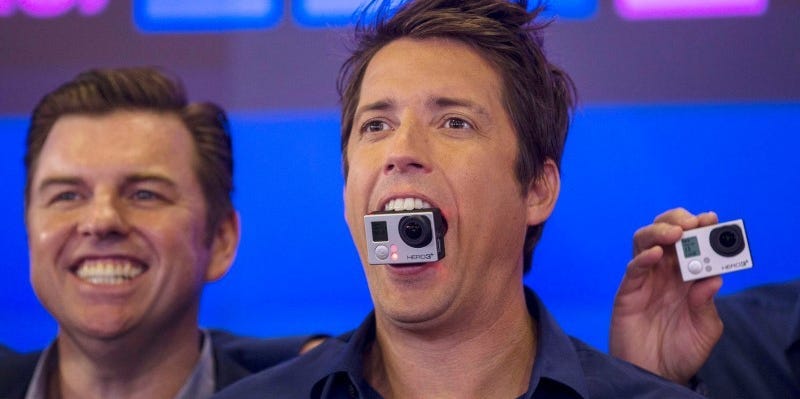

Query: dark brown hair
[25,67,234,243]
[338,0,576,272]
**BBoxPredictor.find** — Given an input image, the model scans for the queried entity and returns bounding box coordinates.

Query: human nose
[77,194,130,239]
[383,123,432,175]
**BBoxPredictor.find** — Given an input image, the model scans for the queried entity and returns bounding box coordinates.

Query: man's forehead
[33,111,196,182]
[43,111,189,154]
[359,38,502,102]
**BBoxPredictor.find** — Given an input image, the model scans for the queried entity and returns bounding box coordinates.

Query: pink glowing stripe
[615,0,768,20]
[1,0,108,18]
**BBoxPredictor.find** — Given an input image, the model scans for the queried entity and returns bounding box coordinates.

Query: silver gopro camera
[364,209,446,265]
[675,219,753,281]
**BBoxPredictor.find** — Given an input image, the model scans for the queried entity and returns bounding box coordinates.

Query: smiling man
[0,67,313,399]
[214,1,705,398]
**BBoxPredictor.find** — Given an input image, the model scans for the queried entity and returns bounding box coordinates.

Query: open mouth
[72,258,147,285]
[383,197,433,212]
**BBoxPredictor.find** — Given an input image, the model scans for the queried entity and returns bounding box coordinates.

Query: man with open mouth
[214,1,706,398]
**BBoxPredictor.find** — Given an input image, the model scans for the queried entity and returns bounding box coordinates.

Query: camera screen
[681,236,701,258]
[371,221,389,242]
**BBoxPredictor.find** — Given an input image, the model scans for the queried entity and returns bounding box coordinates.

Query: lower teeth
[84,276,130,285]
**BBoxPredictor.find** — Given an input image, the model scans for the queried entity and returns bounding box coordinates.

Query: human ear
[525,159,560,226]
[205,211,241,282]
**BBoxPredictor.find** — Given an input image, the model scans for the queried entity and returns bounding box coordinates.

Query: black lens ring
[398,215,433,248]
[709,224,745,257]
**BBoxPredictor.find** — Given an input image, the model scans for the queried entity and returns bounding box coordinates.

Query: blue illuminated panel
[540,0,597,19]
[293,0,595,28]
[1,103,798,351]
[134,0,282,33]
[292,0,363,28]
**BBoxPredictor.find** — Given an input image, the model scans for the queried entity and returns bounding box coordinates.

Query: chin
[377,298,452,327]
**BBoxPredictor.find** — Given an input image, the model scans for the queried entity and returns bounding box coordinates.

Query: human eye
[130,189,163,202]
[360,119,392,134]
[442,117,473,130]
[442,116,475,130]
[48,191,81,205]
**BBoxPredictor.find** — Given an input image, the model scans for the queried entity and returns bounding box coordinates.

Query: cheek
[144,220,211,291]
[27,212,74,264]
[27,218,71,304]
[472,148,518,187]
[344,187,366,244]
[455,153,524,217]
[342,161,375,255]
[343,155,374,214]
[150,213,206,252]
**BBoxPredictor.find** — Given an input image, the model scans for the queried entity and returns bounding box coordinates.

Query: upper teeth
[384,197,432,212]
[75,259,144,285]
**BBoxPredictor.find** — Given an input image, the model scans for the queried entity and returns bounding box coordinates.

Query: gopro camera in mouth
[364,208,446,265]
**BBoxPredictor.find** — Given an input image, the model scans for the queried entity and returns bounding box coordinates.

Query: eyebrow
[429,97,492,120]
[353,99,395,123]
[355,96,492,121]
[36,174,177,193]
[123,174,177,189]
[36,177,83,193]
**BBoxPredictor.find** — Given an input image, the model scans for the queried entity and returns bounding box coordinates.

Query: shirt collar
[174,329,216,399]
[24,330,216,399]
[312,286,590,398]
[522,286,590,398]
[306,312,377,397]
[23,341,53,399]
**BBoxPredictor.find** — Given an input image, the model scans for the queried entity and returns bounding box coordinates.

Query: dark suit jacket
[0,344,15,357]
[695,280,800,398]
[0,330,312,399]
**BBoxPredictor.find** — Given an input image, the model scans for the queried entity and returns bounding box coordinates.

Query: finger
[619,246,663,292]
[654,207,703,230]
[696,211,719,227]
[653,207,692,224]
[633,223,684,254]
[687,276,725,348]
[687,276,723,311]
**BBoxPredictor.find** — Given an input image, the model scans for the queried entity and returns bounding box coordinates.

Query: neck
[365,284,536,399]
[51,319,201,399]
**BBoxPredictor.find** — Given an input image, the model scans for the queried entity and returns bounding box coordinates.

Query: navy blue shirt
[215,287,701,398]
[695,279,800,398]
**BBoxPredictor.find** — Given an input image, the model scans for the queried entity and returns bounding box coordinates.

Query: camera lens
[709,224,745,257]
[398,215,433,248]
[719,231,737,247]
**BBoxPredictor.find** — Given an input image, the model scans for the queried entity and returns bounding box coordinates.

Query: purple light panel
[0,0,108,17]
[615,0,767,20]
